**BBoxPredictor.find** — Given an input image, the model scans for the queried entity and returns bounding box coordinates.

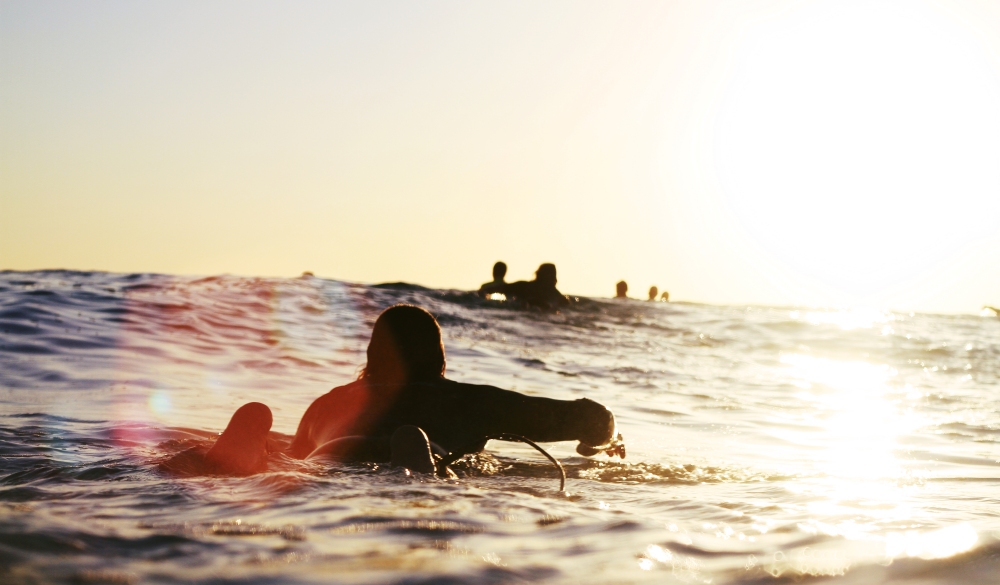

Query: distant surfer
[615,281,628,299]
[172,305,623,476]
[648,286,658,301]
[478,261,508,298]
[660,291,669,302]
[500,263,570,309]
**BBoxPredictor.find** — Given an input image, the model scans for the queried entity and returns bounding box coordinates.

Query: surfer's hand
[604,433,626,459]
[575,398,617,447]
[575,433,626,459]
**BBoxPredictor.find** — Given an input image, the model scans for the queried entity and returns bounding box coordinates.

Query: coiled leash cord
[436,433,566,492]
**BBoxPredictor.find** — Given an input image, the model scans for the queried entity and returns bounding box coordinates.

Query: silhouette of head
[660,291,669,301]
[616,281,628,298]
[648,286,658,301]
[493,261,507,282]
[361,305,446,384]
[535,263,557,287]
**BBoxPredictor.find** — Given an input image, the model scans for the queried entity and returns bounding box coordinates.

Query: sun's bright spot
[777,354,919,484]
[790,308,890,330]
[715,0,1000,303]
[638,544,673,572]
[885,524,978,559]
[646,544,673,563]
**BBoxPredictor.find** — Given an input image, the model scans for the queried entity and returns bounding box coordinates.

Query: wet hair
[360,305,446,384]
[493,261,507,281]
[535,263,557,287]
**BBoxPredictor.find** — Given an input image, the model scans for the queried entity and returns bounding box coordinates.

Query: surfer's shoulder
[478,281,504,296]
[303,379,367,416]
[411,378,511,401]
[329,378,366,393]
[447,379,542,406]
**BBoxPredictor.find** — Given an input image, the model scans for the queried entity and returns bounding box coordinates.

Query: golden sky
[4,0,1000,312]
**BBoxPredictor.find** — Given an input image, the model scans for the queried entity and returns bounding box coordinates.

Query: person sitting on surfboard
[194,304,624,475]
[478,261,508,298]
[500,263,570,309]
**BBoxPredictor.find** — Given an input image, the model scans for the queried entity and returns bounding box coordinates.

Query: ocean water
[2,270,1000,585]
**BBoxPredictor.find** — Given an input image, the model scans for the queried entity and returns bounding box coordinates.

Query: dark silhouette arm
[420,381,618,452]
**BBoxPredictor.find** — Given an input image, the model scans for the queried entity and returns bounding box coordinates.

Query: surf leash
[437,433,566,492]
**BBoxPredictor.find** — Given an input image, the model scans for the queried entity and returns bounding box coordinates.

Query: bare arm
[287,383,372,459]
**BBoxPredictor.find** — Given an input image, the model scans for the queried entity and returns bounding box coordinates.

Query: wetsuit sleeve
[444,382,616,448]
[499,281,527,298]
[478,281,503,297]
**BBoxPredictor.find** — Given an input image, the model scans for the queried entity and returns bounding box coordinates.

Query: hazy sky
[4,0,1000,312]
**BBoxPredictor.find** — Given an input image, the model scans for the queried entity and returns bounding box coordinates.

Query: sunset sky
[4,0,1000,313]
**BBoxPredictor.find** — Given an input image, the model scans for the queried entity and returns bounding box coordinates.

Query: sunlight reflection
[769,352,949,556]
[778,353,919,486]
[638,544,675,572]
[646,544,673,563]
[885,524,978,559]
[789,308,890,330]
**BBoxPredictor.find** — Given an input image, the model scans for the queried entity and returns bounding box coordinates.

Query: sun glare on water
[779,353,914,483]
[789,308,891,330]
[772,351,978,561]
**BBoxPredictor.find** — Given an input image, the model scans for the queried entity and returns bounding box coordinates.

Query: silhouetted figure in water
[178,305,623,476]
[616,281,628,299]
[660,291,670,302]
[648,286,658,301]
[478,261,508,297]
[501,263,570,309]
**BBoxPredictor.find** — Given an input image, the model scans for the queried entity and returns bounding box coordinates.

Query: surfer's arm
[287,384,371,459]
[287,398,323,459]
[459,385,618,449]
[478,282,502,297]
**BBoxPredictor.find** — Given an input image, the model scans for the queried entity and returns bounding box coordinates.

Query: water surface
[2,270,1000,584]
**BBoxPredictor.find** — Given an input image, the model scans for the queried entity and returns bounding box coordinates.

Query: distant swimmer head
[616,281,628,298]
[493,261,507,282]
[660,291,669,302]
[648,286,658,301]
[535,263,558,287]
[362,305,446,385]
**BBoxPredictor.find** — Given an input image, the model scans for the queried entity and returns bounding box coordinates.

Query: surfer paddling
[192,305,624,476]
